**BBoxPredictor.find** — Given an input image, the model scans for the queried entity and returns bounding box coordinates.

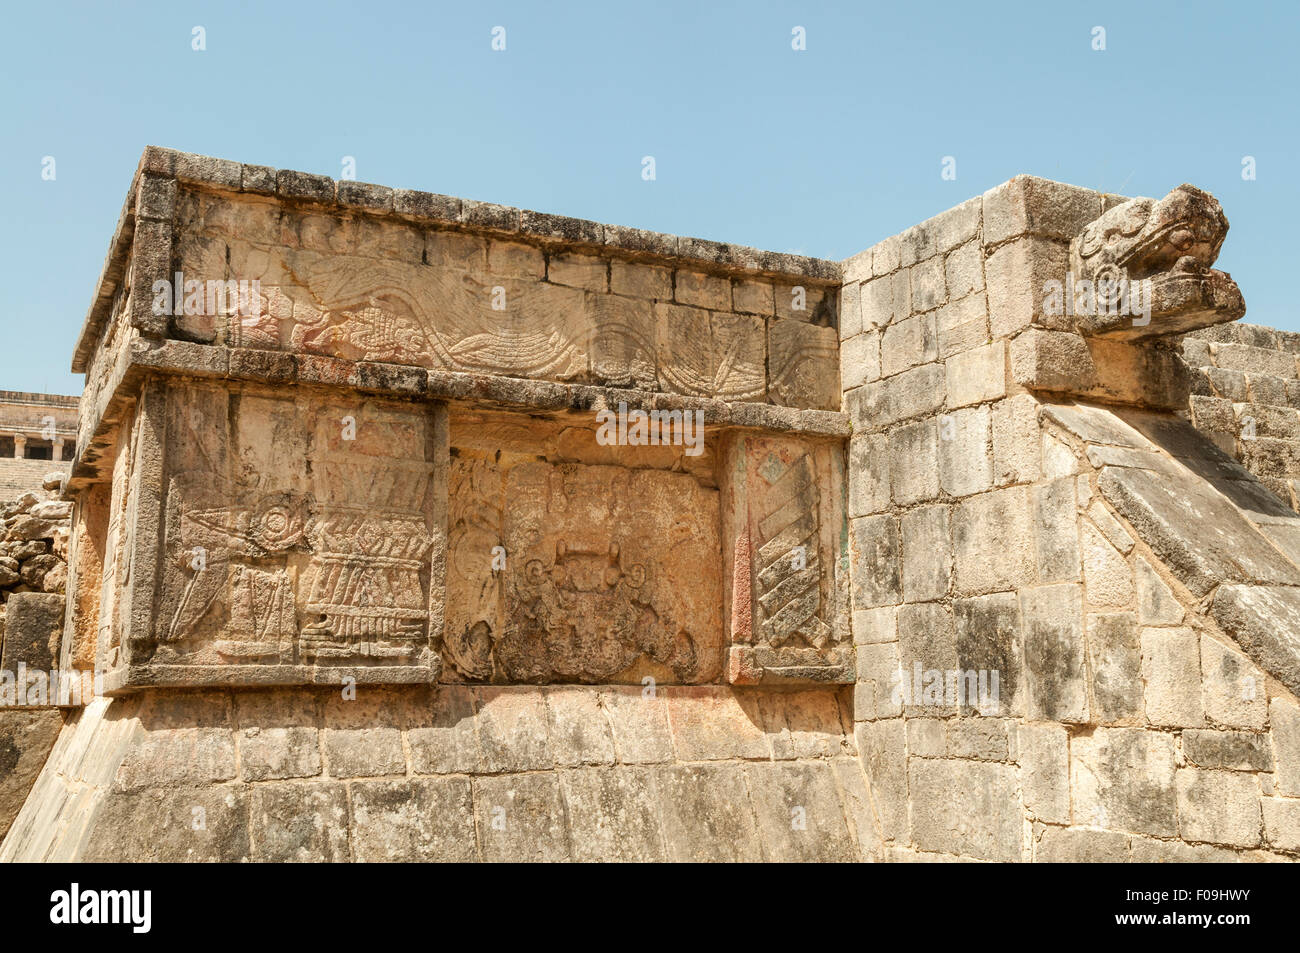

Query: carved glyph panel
[723,433,851,684]
[443,411,723,684]
[146,382,444,684]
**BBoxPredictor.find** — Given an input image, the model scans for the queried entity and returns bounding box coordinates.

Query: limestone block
[851,606,897,646]
[946,342,1005,409]
[1018,722,1069,824]
[559,766,666,862]
[610,260,671,300]
[548,252,608,292]
[936,292,989,359]
[906,718,946,757]
[654,764,763,862]
[841,331,881,390]
[845,362,945,433]
[674,270,730,310]
[946,718,1011,761]
[475,687,552,773]
[848,432,889,518]
[543,687,616,767]
[1033,478,1080,583]
[1199,635,1266,730]
[1081,520,1133,607]
[658,304,766,402]
[1100,467,1300,598]
[944,240,983,302]
[474,772,570,861]
[908,758,1021,862]
[0,710,63,840]
[991,394,1042,487]
[882,313,938,378]
[1071,727,1177,836]
[349,777,477,862]
[600,687,674,764]
[1084,613,1140,725]
[1140,627,1204,728]
[251,782,351,862]
[1271,697,1300,797]
[1262,797,1300,853]
[856,719,907,842]
[860,275,893,331]
[745,762,858,862]
[897,603,958,715]
[1021,584,1087,723]
[1175,767,1261,848]
[851,515,900,609]
[982,176,1104,247]
[952,487,1035,595]
[954,592,1023,717]
[0,592,63,678]
[1210,587,1300,700]
[769,318,840,410]
[1034,826,1129,862]
[1182,729,1271,771]
[900,505,951,603]
[82,785,251,862]
[665,687,768,761]
[938,406,993,498]
[889,418,939,504]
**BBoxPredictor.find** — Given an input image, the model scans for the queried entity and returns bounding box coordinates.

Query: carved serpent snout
[1076,183,1229,281]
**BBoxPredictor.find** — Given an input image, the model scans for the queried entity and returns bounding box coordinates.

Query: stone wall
[842,177,1300,861]
[1,685,876,862]
[0,478,73,841]
[1184,323,1300,509]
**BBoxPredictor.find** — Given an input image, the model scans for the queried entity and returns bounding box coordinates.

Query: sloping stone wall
[0,685,877,862]
[1184,323,1300,509]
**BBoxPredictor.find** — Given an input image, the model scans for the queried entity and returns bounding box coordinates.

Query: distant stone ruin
[0,148,1297,862]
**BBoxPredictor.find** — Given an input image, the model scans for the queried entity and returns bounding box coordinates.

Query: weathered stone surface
[351,777,477,862]
[474,772,570,862]
[1135,557,1184,626]
[558,767,666,862]
[1100,466,1300,597]
[1209,586,1300,700]
[1087,613,1142,723]
[908,758,1021,862]
[953,592,1022,717]
[1018,722,1069,824]
[251,782,351,862]
[1034,826,1129,862]
[1140,627,1204,728]
[1071,728,1177,836]
[745,761,857,862]
[1021,585,1087,723]
[1200,635,1267,729]
[952,488,1035,595]
[1182,729,1272,771]
[1271,697,1300,797]
[0,710,63,840]
[654,764,763,862]
[1175,767,1261,848]
[900,505,951,602]
[0,592,63,675]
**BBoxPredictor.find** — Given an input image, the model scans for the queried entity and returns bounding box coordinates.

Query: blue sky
[2,0,1297,395]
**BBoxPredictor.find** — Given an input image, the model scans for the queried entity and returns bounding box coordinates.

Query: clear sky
[2,0,1297,395]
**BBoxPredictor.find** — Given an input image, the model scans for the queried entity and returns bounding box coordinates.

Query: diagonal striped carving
[755,453,832,649]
